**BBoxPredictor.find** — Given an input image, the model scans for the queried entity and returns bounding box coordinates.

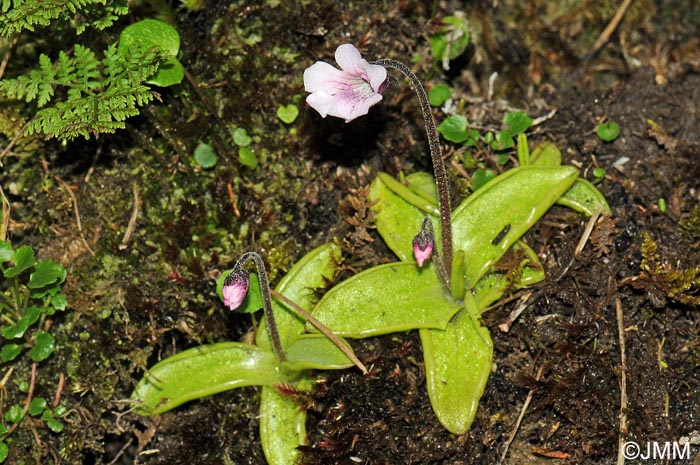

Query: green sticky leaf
[238,147,258,168]
[28,330,55,362]
[529,141,561,167]
[4,245,35,278]
[0,441,7,462]
[131,342,288,415]
[0,241,12,263]
[428,84,451,106]
[368,172,440,262]
[310,262,463,338]
[596,121,620,142]
[28,260,66,288]
[256,243,343,350]
[452,166,579,287]
[420,295,492,434]
[232,128,251,146]
[282,334,355,371]
[259,378,313,465]
[193,143,218,169]
[557,178,611,216]
[28,397,47,416]
[276,104,299,124]
[1,344,22,362]
[5,405,22,424]
[437,115,469,143]
[471,241,545,310]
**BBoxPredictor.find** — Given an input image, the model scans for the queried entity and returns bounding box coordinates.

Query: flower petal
[303,61,344,93]
[357,59,387,92]
[335,43,363,71]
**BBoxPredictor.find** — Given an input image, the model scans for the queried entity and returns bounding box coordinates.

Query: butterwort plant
[132,244,366,465]
[304,44,610,434]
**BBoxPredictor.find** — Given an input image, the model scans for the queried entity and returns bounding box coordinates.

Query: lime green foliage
[0,43,163,140]
[0,18,182,140]
[0,0,128,36]
[309,147,609,434]
[596,121,620,142]
[133,244,357,465]
[0,241,68,460]
[276,104,299,124]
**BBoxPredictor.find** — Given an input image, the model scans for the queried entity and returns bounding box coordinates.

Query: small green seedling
[193,143,217,169]
[232,127,258,168]
[596,121,620,142]
[276,104,299,124]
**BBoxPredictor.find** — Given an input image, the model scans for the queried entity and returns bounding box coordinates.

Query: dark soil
[1,1,699,464]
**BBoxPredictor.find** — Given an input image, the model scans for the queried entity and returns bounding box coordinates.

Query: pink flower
[222,270,250,311]
[303,44,388,122]
[412,218,435,267]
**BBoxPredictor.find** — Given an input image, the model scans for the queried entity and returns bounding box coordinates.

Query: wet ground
[1,1,699,464]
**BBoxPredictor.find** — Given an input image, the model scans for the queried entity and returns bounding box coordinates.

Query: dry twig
[587,0,634,60]
[500,364,546,464]
[119,183,141,250]
[55,176,96,256]
[616,297,628,465]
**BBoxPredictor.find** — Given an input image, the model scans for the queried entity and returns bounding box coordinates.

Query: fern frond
[0,0,127,36]
[14,44,163,140]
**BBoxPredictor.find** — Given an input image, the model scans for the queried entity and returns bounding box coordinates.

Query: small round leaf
[194,143,218,169]
[596,121,620,142]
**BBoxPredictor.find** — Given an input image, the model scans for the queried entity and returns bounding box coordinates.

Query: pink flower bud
[222,270,250,311]
[413,237,433,267]
[412,218,435,267]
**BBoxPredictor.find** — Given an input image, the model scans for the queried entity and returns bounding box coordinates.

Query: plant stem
[373,58,453,288]
[233,252,286,362]
[270,289,368,374]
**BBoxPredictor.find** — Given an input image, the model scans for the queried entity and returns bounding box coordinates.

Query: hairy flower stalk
[303,45,453,289]
[223,252,286,362]
[372,58,453,288]
[224,251,368,373]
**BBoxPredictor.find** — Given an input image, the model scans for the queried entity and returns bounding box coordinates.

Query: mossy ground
[0,1,699,464]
